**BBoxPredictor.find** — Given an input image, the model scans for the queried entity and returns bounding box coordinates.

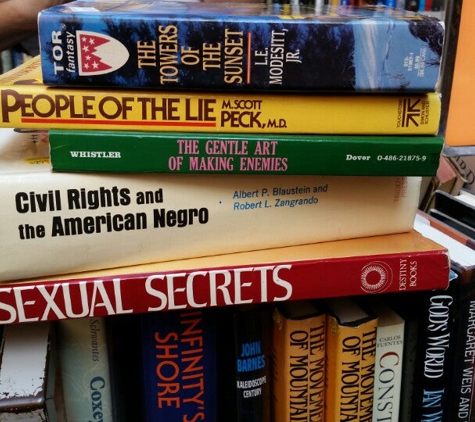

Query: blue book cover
[38,1,444,92]
[141,309,218,422]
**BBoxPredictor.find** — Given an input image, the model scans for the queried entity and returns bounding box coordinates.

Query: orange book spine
[271,301,326,422]
[325,298,378,422]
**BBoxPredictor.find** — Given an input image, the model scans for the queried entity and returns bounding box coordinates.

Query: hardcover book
[386,292,424,422]
[0,127,423,282]
[57,317,114,422]
[216,305,271,422]
[444,266,475,422]
[457,188,475,206]
[141,308,218,421]
[37,1,444,93]
[415,212,475,421]
[324,297,378,422]
[0,321,64,421]
[429,209,475,240]
[271,300,326,422]
[0,56,442,135]
[416,210,475,249]
[48,129,444,176]
[0,228,450,325]
[410,288,455,421]
[432,189,475,231]
[369,301,405,422]
[428,188,475,239]
[106,313,144,422]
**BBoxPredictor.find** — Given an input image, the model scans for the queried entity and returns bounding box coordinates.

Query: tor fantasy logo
[77,31,129,76]
[360,261,393,294]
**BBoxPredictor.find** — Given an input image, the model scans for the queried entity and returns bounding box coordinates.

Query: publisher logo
[399,98,421,127]
[360,261,393,294]
[77,31,129,76]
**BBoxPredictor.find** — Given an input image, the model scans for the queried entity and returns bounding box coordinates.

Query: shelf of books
[2,0,474,421]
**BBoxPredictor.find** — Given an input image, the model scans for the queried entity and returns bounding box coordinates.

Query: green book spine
[49,130,443,176]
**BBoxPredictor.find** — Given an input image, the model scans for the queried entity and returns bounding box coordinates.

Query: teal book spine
[49,130,444,176]
[57,317,113,422]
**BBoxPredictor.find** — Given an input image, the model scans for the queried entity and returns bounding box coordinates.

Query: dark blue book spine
[410,287,456,421]
[141,309,218,422]
[38,1,444,92]
[405,0,420,11]
[217,305,271,422]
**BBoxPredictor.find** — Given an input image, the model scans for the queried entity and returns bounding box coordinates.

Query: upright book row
[2,233,474,422]
[0,0,458,421]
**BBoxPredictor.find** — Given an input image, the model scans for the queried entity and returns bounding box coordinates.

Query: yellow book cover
[271,300,326,422]
[0,56,440,135]
[325,297,378,422]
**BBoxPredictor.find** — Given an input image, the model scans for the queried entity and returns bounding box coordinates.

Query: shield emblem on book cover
[77,30,129,76]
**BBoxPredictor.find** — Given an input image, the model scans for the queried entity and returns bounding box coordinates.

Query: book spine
[0,321,61,421]
[0,59,441,134]
[271,305,326,421]
[57,317,114,422]
[325,312,378,421]
[0,50,13,74]
[372,305,404,422]
[429,209,475,239]
[141,309,217,421]
[433,190,475,228]
[48,130,444,176]
[405,0,419,11]
[37,7,443,92]
[430,0,444,11]
[392,298,421,422]
[217,306,271,422]
[450,155,475,194]
[0,89,442,135]
[106,314,144,422]
[0,245,450,324]
[410,289,455,421]
[416,211,475,249]
[445,266,475,421]
[1,173,422,281]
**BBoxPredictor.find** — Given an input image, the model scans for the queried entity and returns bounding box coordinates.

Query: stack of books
[0,1,453,421]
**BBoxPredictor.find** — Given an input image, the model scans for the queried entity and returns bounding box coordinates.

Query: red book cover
[0,229,449,325]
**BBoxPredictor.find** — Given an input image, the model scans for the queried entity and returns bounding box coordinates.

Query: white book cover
[371,302,405,422]
[0,128,421,281]
[0,321,59,421]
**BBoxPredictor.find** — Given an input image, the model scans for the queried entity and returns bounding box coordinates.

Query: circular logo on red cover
[360,261,393,294]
